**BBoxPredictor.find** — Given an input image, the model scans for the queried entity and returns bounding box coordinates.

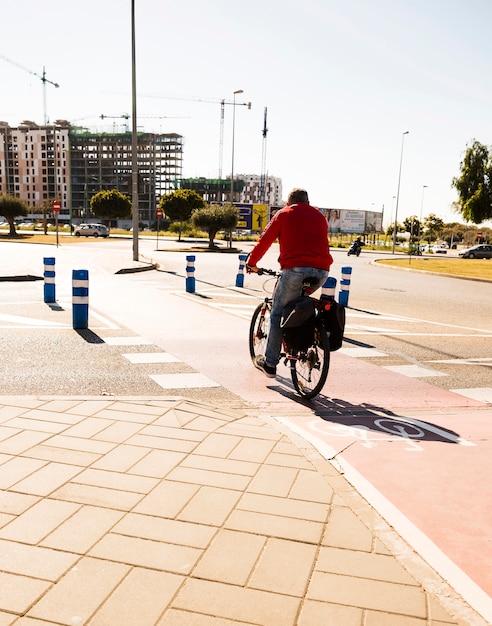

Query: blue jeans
[265,267,330,367]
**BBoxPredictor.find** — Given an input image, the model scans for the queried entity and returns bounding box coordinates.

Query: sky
[2,0,491,227]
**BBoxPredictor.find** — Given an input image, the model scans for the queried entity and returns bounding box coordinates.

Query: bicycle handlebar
[247,266,279,277]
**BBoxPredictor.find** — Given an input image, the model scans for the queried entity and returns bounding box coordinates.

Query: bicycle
[248,268,338,399]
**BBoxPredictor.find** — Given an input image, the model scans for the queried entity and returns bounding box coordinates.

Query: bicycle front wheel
[291,319,330,399]
[249,302,271,363]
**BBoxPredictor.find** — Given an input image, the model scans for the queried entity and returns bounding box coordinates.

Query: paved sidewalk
[0,395,487,626]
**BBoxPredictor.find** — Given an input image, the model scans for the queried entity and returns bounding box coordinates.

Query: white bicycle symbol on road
[310,416,474,452]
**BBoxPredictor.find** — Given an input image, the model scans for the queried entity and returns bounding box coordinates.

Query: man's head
[287,188,309,205]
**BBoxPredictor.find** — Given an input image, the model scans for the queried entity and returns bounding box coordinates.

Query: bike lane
[267,352,492,621]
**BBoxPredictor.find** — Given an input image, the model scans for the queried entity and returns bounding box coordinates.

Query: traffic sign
[156,209,163,218]
[52,201,61,212]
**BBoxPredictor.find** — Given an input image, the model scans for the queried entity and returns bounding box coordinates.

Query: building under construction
[0,121,183,224]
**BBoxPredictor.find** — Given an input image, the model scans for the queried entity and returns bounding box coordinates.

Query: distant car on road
[74,224,109,238]
[459,244,492,259]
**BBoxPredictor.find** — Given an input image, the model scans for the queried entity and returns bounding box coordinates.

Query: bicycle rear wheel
[290,319,330,399]
[249,302,271,363]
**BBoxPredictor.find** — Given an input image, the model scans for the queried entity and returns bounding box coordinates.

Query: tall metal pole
[418,185,428,243]
[392,131,409,254]
[131,0,139,261]
[230,89,243,203]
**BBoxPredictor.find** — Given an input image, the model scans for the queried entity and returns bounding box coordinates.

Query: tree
[191,203,239,249]
[0,195,29,236]
[403,216,420,242]
[90,189,132,223]
[452,140,492,223]
[422,213,444,244]
[159,189,205,241]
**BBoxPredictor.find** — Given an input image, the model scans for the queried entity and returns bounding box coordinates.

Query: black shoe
[254,355,276,378]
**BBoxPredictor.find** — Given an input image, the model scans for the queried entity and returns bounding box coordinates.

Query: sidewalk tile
[87,568,184,626]
[167,466,250,490]
[364,612,426,625]
[290,468,334,503]
[46,434,116,455]
[68,400,115,416]
[181,454,258,476]
[92,420,144,443]
[52,482,144,510]
[95,407,161,424]
[106,401,168,416]
[192,433,241,457]
[61,417,115,438]
[178,486,242,526]
[307,571,426,617]
[0,405,31,421]
[266,451,313,469]
[91,444,150,472]
[19,408,86,425]
[32,399,84,413]
[228,437,276,463]
[128,434,197,453]
[172,578,300,625]
[249,537,318,596]
[141,424,207,443]
[41,506,124,553]
[26,556,129,623]
[323,505,374,551]
[12,462,83,496]
[317,546,419,585]
[0,456,47,489]
[297,599,363,625]
[25,444,101,466]
[246,465,298,497]
[134,481,199,518]
[226,509,323,544]
[113,512,216,548]
[239,492,329,522]
[0,490,39,515]
[0,430,50,454]
[0,538,78,580]
[219,421,282,440]
[128,448,186,478]
[192,529,265,584]
[3,416,68,434]
[157,609,255,625]
[0,572,51,616]
[74,467,158,493]
[0,499,80,544]
[89,533,201,573]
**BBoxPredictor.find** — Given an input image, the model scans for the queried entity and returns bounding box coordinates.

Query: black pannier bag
[320,300,346,351]
[281,297,316,353]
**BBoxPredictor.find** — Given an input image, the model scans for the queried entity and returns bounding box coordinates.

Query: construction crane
[136,93,251,179]
[100,113,191,133]
[259,107,268,203]
[0,54,59,125]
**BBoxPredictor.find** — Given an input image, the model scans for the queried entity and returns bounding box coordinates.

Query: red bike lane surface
[266,353,492,616]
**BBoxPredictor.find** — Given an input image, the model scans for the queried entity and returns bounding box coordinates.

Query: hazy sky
[2,0,491,225]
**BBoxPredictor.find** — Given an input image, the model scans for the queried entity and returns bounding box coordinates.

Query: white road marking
[103,336,153,346]
[150,373,220,389]
[383,364,448,378]
[451,388,492,403]
[123,352,180,364]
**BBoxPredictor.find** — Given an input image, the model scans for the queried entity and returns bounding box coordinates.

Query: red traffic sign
[477,232,482,238]
[52,201,61,212]
[156,209,163,218]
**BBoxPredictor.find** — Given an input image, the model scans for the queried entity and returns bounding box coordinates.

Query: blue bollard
[321,276,337,301]
[235,254,248,287]
[339,266,352,306]
[72,269,89,329]
[43,257,56,303]
[186,255,196,293]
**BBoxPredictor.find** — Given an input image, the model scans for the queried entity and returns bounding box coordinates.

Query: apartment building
[0,121,183,224]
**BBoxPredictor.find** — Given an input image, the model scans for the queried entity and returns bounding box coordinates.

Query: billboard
[323,208,383,234]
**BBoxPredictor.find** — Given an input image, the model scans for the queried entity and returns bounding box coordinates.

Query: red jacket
[248,202,333,270]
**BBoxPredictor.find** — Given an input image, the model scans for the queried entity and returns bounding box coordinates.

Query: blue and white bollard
[235,254,248,287]
[186,255,196,293]
[321,276,337,301]
[339,266,352,306]
[43,257,56,303]
[72,269,89,329]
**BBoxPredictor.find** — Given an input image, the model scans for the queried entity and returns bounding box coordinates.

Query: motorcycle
[347,241,363,257]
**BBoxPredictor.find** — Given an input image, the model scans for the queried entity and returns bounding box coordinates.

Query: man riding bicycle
[246,188,333,378]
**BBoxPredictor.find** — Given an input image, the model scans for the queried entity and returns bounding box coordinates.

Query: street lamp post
[418,185,428,244]
[230,89,243,203]
[131,0,139,261]
[392,131,409,254]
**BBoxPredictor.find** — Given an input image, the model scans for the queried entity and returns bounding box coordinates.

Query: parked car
[74,224,109,238]
[459,244,492,259]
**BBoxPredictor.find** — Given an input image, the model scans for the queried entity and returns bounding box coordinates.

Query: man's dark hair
[287,188,309,205]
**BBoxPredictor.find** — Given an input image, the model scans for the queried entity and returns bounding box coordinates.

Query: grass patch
[376,257,492,280]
